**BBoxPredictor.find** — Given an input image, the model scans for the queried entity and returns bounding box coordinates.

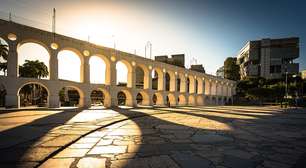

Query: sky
[0,0,305,77]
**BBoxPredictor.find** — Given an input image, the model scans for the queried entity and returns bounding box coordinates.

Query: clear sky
[0,0,305,75]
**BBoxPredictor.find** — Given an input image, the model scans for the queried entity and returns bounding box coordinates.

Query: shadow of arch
[17,82,50,108]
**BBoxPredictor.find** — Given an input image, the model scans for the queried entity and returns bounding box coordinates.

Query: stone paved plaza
[1,106,306,168]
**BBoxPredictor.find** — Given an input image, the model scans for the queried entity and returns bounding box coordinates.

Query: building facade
[237,37,299,79]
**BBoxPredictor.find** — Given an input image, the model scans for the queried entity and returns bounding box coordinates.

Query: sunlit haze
[0,0,305,76]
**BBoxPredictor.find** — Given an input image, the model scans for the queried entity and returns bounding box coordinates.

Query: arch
[186,78,190,93]
[178,94,187,106]
[153,92,164,106]
[0,83,6,107]
[178,73,186,92]
[91,88,111,107]
[17,42,50,79]
[89,56,107,84]
[135,66,144,89]
[136,91,150,106]
[0,37,9,76]
[58,49,83,82]
[116,60,133,87]
[165,72,170,91]
[90,89,105,106]
[152,68,164,90]
[18,82,49,107]
[167,93,176,106]
[117,90,133,107]
[165,70,176,92]
[59,86,84,107]
[188,95,196,106]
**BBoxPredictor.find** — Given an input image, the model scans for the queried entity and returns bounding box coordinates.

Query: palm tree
[0,42,9,74]
[19,60,49,107]
[19,60,48,79]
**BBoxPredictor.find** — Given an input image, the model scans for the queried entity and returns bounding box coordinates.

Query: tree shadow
[112,106,306,168]
[0,108,82,166]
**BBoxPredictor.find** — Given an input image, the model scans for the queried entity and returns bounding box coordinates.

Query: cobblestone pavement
[0,107,133,167]
[35,106,306,168]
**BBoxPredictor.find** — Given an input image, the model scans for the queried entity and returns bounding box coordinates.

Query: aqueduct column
[50,50,58,80]
[170,73,177,92]
[83,56,90,84]
[5,41,19,107]
[7,41,18,78]
[144,69,152,89]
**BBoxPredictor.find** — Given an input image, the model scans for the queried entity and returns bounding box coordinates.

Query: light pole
[145,41,152,59]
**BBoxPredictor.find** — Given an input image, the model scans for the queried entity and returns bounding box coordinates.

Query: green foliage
[0,42,9,72]
[19,60,48,79]
[224,57,240,81]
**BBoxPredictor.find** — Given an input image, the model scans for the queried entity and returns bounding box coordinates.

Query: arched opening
[59,87,81,107]
[18,83,48,107]
[135,66,144,89]
[203,80,206,94]
[0,38,9,76]
[152,94,157,105]
[195,80,198,94]
[187,78,190,93]
[136,93,143,105]
[0,84,6,107]
[90,90,105,106]
[152,70,158,90]
[165,72,170,91]
[17,42,50,79]
[167,93,176,106]
[58,50,82,82]
[116,61,131,87]
[177,77,181,92]
[178,94,187,106]
[89,56,106,84]
[152,68,163,90]
[152,92,164,106]
[117,91,126,106]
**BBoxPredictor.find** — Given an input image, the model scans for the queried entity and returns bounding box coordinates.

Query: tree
[19,60,48,78]
[18,60,49,107]
[0,42,9,73]
[224,57,240,81]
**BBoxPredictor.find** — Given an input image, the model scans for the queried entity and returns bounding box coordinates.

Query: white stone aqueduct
[0,19,236,108]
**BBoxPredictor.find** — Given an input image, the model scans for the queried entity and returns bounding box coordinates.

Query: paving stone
[54,148,89,158]
[171,151,214,168]
[39,158,75,168]
[77,157,106,168]
[191,133,233,144]
[88,145,127,154]
[222,154,257,168]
